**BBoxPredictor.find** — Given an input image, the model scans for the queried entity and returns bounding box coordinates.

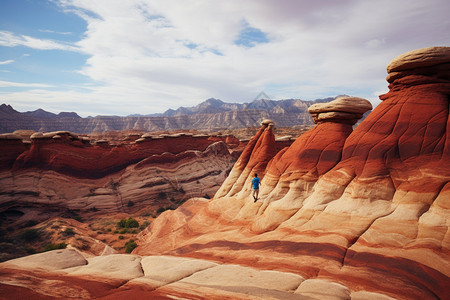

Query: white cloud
[0,59,14,65]
[2,0,450,116]
[38,29,72,35]
[0,31,80,52]
[0,80,55,88]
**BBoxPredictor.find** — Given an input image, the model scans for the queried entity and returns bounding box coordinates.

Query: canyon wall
[0,132,237,225]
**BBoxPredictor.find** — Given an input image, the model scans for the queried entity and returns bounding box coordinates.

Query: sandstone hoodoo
[134,47,450,299]
[1,47,449,299]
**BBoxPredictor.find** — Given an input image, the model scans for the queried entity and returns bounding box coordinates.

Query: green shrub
[117,218,127,228]
[118,235,124,240]
[125,240,137,253]
[117,217,139,229]
[20,229,40,241]
[44,243,67,252]
[156,207,166,214]
[126,218,139,228]
[119,228,128,234]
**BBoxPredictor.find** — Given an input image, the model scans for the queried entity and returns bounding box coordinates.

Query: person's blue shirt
[252,177,260,189]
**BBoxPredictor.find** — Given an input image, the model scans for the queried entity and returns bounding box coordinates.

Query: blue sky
[0,0,449,117]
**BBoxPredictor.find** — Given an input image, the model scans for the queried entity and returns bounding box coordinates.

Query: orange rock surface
[1,47,449,300]
[134,47,450,299]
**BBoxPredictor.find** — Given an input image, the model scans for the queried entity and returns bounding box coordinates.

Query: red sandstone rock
[2,47,449,300]
[214,120,278,200]
[11,132,217,178]
[0,133,27,170]
[133,47,450,299]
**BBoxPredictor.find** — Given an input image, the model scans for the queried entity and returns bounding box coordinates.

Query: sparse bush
[139,221,150,230]
[20,229,40,241]
[44,243,67,252]
[156,207,166,214]
[117,217,139,229]
[127,200,134,207]
[119,228,128,234]
[125,240,137,253]
[118,235,124,240]
[117,219,127,228]
[126,218,139,228]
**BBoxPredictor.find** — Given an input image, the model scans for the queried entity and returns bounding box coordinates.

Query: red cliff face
[0,134,27,171]
[12,132,216,179]
[0,132,236,224]
[135,47,450,300]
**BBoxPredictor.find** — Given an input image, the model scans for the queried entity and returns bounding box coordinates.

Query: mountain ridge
[0,97,339,134]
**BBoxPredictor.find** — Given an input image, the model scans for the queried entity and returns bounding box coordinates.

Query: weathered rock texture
[133,47,450,299]
[1,47,449,300]
[0,132,235,225]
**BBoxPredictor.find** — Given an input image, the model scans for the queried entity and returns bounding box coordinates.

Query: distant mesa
[0,96,342,134]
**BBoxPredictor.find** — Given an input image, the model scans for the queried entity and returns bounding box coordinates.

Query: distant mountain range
[0,97,338,134]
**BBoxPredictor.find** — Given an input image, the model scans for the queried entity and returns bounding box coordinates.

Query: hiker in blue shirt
[252,173,261,202]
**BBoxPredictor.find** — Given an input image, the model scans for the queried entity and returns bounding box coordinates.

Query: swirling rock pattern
[1,47,449,300]
[134,47,450,299]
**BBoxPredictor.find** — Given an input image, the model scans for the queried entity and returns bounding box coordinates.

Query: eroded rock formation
[0,132,236,226]
[1,47,449,300]
[133,47,450,299]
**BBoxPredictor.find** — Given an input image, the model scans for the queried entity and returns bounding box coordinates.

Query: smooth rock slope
[134,47,450,299]
[1,47,449,299]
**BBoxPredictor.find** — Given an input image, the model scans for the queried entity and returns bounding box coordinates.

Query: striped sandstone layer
[135,47,450,299]
[1,47,448,300]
